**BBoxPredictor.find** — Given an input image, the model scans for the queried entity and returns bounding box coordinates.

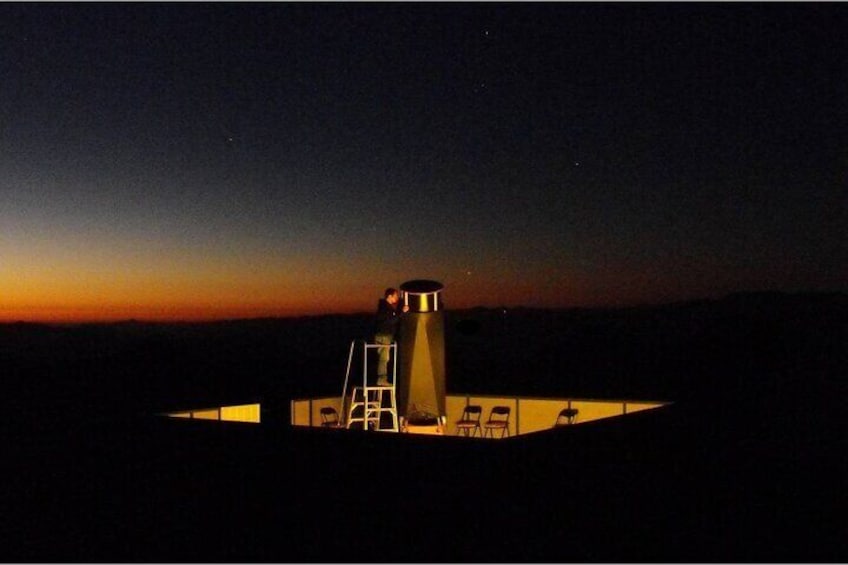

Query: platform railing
[291,394,667,437]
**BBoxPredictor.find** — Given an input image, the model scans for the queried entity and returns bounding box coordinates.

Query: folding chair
[455,405,483,437]
[554,407,579,427]
[319,406,343,428]
[483,406,511,438]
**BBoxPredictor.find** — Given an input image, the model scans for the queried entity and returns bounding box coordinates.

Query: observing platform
[162,395,669,437]
[290,393,668,436]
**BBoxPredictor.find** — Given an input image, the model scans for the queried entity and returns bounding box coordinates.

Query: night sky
[2,3,846,321]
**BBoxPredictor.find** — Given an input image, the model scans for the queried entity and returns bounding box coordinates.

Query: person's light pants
[374,333,393,378]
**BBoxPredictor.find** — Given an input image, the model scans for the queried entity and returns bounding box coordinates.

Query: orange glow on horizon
[1,255,718,323]
[0,299,377,323]
[0,284,577,322]
[0,283,679,323]
[1,306,319,324]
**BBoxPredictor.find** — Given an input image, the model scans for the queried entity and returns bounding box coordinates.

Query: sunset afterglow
[2,4,844,322]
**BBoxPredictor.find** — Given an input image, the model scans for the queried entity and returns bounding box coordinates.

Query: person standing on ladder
[373,287,408,386]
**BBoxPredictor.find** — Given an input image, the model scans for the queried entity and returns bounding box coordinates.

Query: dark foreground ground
[2,292,847,561]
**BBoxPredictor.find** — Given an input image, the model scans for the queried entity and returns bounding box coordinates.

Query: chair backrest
[555,407,579,426]
[488,405,510,423]
[320,407,340,427]
[461,405,482,421]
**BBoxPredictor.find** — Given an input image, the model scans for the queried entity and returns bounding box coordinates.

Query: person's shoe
[376,376,390,387]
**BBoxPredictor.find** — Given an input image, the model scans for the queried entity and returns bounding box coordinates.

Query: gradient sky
[2,3,846,321]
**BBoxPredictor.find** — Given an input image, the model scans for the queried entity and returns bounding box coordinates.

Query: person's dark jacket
[374,299,401,336]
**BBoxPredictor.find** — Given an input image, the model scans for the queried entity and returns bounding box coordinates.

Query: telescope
[397,279,446,428]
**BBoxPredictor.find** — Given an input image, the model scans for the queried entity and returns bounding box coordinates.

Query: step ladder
[340,340,399,432]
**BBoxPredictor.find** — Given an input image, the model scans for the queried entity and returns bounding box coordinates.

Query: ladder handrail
[339,339,358,426]
[344,340,399,432]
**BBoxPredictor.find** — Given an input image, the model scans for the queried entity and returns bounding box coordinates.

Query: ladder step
[346,385,398,431]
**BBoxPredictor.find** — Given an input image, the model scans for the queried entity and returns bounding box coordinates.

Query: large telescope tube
[397,279,446,425]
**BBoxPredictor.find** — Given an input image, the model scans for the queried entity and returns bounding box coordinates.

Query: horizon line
[2,290,845,326]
